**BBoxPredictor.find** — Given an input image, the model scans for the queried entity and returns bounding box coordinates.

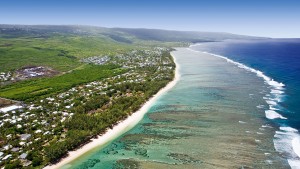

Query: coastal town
[1,0,299,167]
[0,47,175,168]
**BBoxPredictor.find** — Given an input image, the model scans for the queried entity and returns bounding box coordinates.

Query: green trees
[4,160,22,169]
[45,142,68,163]
[32,156,43,167]
[84,95,110,112]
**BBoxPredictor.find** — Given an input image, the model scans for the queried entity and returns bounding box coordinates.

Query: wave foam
[239,121,247,124]
[256,105,265,109]
[271,89,284,94]
[266,100,277,105]
[288,160,300,169]
[274,127,300,169]
[292,137,300,158]
[201,51,285,90]
[265,109,287,120]
[280,127,299,132]
[269,105,280,111]
[262,124,273,128]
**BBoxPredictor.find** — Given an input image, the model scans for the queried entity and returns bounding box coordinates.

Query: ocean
[63,39,300,169]
[191,39,300,168]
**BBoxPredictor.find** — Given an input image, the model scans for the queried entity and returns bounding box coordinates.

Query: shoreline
[44,51,180,169]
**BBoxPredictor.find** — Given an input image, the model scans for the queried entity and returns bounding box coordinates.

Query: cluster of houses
[81,56,110,65]
[0,48,174,167]
[0,106,32,165]
[0,66,57,84]
[46,70,149,111]
[16,66,46,78]
[110,48,172,69]
[14,66,58,81]
[0,72,12,82]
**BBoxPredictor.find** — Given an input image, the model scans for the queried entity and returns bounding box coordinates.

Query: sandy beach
[44,52,180,169]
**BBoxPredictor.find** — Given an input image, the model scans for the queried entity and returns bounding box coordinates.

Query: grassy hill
[0,24,266,72]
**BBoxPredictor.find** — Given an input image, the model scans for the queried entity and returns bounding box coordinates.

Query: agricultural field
[0,35,133,73]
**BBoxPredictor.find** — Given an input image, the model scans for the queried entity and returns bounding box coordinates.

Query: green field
[0,26,136,101]
[0,64,125,101]
[0,35,133,72]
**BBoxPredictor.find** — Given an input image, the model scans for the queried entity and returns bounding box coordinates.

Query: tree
[32,156,43,167]
[4,160,21,169]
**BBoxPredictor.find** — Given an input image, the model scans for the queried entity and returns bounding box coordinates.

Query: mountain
[111,27,266,42]
[0,24,267,43]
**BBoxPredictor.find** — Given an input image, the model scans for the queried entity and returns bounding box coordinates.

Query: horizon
[2,24,299,39]
[1,0,300,38]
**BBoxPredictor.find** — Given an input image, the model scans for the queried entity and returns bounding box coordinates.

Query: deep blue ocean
[191,39,300,167]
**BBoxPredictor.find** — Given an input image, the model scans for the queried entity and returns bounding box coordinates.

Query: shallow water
[64,48,290,169]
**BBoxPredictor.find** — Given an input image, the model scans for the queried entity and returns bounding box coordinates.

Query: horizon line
[1,23,300,39]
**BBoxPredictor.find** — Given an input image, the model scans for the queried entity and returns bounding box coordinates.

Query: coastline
[44,51,180,169]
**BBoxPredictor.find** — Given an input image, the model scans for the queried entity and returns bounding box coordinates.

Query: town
[0,47,175,168]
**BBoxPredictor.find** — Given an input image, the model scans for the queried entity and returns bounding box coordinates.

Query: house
[2,154,12,160]
[19,153,27,159]
[19,142,26,146]
[62,112,69,117]
[43,131,51,135]
[20,134,31,141]
[0,105,22,113]
[11,147,20,152]
[3,144,12,150]
[35,130,42,134]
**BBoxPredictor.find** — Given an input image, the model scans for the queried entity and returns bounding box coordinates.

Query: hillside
[0,24,265,43]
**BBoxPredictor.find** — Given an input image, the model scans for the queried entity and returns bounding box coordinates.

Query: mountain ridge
[0,24,268,43]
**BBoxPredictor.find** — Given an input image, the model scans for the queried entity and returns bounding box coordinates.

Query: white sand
[44,52,180,169]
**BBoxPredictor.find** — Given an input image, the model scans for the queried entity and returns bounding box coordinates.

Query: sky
[0,0,300,38]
